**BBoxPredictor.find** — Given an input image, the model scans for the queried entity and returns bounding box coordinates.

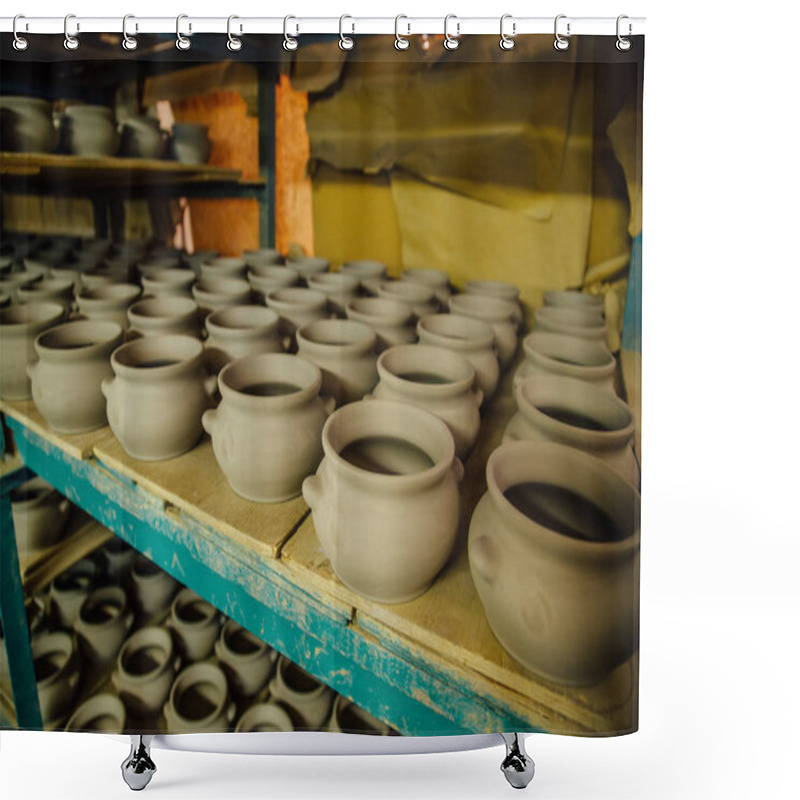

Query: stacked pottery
[32,632,81,725]
[265,288,328,347]
[285,256,330,282]
[514,331,617,395]
[417,314,499,404]
[17,278,74,311]
[171,123,212,165]
[296,319,378,406]
[0,96,57,153]
[77,284,142,329]
[307,272,359,317]
[377,281,437,319]
[328,695,392,735]
[74,586,134,665]
[504,375,639,487]
[28,320,123,433]
[371,345,482,460]
[200,257,248,281]
[246,265,298,303]
[303,399,462,604]
[141,268,196,299]
[50,559,97,629]
[401,267,451,306]
[345,297,416,353]
[214,620,276,698]
[267,656,334,729]
[534,306,607,343]
[168,588,222,663]
[235,702,294,733]
[468,441,640,686]
[464,279,523,325]
[10,477,71,554]
[202,354,333,502]
[127,297,202,340]
[102,335,216,461]
[118,116,167,159]
[164,663,235,732]
[65,694,126,732]
[61,105,119,157]
[192,277,251,317]
[130,555,179,619]
[203,305,282,374]
[449,293,518,372]
[0,302,65,400]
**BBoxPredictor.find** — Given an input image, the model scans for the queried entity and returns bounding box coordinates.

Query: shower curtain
[0,27,643,740]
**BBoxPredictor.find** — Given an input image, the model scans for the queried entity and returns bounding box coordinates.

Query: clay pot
[61,105,120,157]
[183,250,220,275]
[303,399,463,604]
[534,306,607,342]
[168,588,222,663]
[327,695,391,735]
[247,265,298,302]
[464,279,523,324]
[214,620,276,698]
[244,248,284,267]
[75,586,134,664]
[0,302,65,400]
[307,272,360,316]
[416,314,499,405]
[371,345,482,460]
[0,96,57,153]
[137,256,182,278]
[235,702,294,733]
[102,335,216,461]
[119,116,167,159]
[16,278,73,310]
[141,268,196,299]
[112,626,179,717]
[468,441,640,686]
[345,297,416,353]
[65,693,126,732]
[171,123,212,165]
[130,555,179,619]
[267,656,334,729]
[49,266,83,294]
[203,354,332,502]
[265,288,328,345]
[79,270,115,291]
[514,331,617,395]
[340,260,387,289]
[49,559,97,629]
[286,256,330,281]
[377,280,437,319]
[32,631,80,725]
[449,293,518,372]
[164,662,235,732]
[200,257,248,281]
[10,477,70,554]
[127,297,202,340]
[401,267,452,306]
[77,283,142,329]
[543,289,604,320]
[99,537,136,580]
[28,320,123,433]
[192,277,251,317]
[204,305,282,374]
[504,375,639,487]
[296,319,378,406]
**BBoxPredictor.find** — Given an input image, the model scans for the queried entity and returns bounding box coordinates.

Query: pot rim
[78,586,127,630]
[34,319,123,360]
[168,663,228,725]
[449,292,516,322]
[464,279,520,301]
[417,313,495,351]
[376,344,476,399]
[219,619,268,663]
[521,331,615,379]
[77,283,141,307]
[346,297,412,326]
[117,626,174,683]
[32,631,76,688]
[0,301,64,330]
[110,334,204,380]
[401,267,450,288]
[265,287,327,312]
[296,318,376,357]
[128,296,198,323]
[206,305,279,339]
[172,589,217,629]
[377,280,435,304]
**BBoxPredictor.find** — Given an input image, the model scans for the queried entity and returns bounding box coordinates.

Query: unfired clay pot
[327,695,392,735]
[50,558,97,629]
[247,265,298,302]
[0,301,65,400]
[449,293,518,372]
[303,399,463,604]
[377,280,437,319]
[0,96,57,153]
[200,257,248,281]
[296,319,378,406]
[267,656,334,730]
[164,663,235,733]
[10,477,70,554]
[464,279,523,324]
[204,305,282,374]
[33,631,80,725]
[183,250,220,275]
[265,288,328,345]
[137,256,182,278]
[371,345,482,460]
[119,115,167,159]
[514,331,617,395]
[77,283,141,329]
[401,267,451,306]
[141,268,196,299]
[504,375,639,487]
[102,335,216,461]
[99,537,136,580]
[340,260,387,288]
[65,693,126,733]
[192,277,251,316]
[534,305,607,342]
[75,585,134,664]
[168,588,222,663]
[286,256,330,281]
[130,555,179,618]
[16,278,74,310]
[171,123,212,165]
[468,441,640,686]
[543,289,604,319]
[202,354,333,502]
[307,272,359,316]
[244,248,284,267]
[61,105,119,157]
[235,702,294,733]
[214,619,276,698]
[345,297,416,353]
[127,297,202,340]
[28,320,122,433]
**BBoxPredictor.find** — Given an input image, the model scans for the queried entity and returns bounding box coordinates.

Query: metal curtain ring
[444,14,460,51]
[554,14,570,51]
[283,15,298,51]
[499,14,515,50]
[616,15,632,51]
[227,15,242,51]
[394,15,410,51]
[64,13,79,51]
[12,14,29,51]
[122,14,138,51]
[176,14,191,50]
[339,15,354,51]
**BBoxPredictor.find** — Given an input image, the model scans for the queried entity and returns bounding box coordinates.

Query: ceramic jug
[75,586,134,664]
[267,656,334,730]
[214,620,276,698]
[168,588,222,663]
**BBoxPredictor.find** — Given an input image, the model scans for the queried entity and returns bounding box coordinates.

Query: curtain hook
[64,13,79,51]
[176,14,191,50]
[499,14,515,50]
[227,15,242,51]
[616,15,632,51]
[283,15,298,51]
[394,15,410,51]
[122,14,138,51]
[443,14,460,51]
[554,14,570,51]
[339,14,355,51]
[12,14,29,51]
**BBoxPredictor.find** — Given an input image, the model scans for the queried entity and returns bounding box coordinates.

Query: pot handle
[472,387,484,408]
[100,376,115,400]
[26,361,38,380]
[110,669,121,691]
[322,395,336,416]
[452,457,464,483]
[58,498,71,516]
[226,701,236,724]
[213,640,223,661]
[204,374,218,399]
[202,408,217,435]
[302,474,322,511]
[470,535,498,586]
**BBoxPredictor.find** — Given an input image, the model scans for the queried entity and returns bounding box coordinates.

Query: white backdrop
[2,2,799,799]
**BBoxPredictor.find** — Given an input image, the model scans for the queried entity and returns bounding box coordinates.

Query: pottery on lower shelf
[214,619,276,698]
[127,296,202,340]
[75,585,134,665]
[28,319,123,433]
[345,297,416,353]
[468,441,640,686]
[371,344,482,460]
[401,267,452,306]
[202,353,333,502]
[534,305,608,343]
[141,268,196,299]
[377,280,438,320]
[303,399,463,604]
[0,95,57,153]
[130,555,180,619]
[168,588,222,663]
[65,693,127,733]
[203,304,283,374]
[61,105,120,157]
[267,656,334,730]
[513,331,617,395]
[296,318,378,406]
[449,293,518,372]
[112,625,179,718]
[50,558,97,630]
[32,631,80,726]
[10,476,71,554]
[0,301,65,400]
[191,276,252,317]
[416,313,499,405]
[170,122,212,165]
[543,289,605,320]
[76,283,142,329]
[246,265,299,302]
[164,662,234,733]
[102,335,216,461]
[99,537,136,580]
[327,695,392,735]
[235,701,295,733]
[243,248,284,268]
[340,260,387,289]
[307,272,360,317]
[504,375,639,487]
